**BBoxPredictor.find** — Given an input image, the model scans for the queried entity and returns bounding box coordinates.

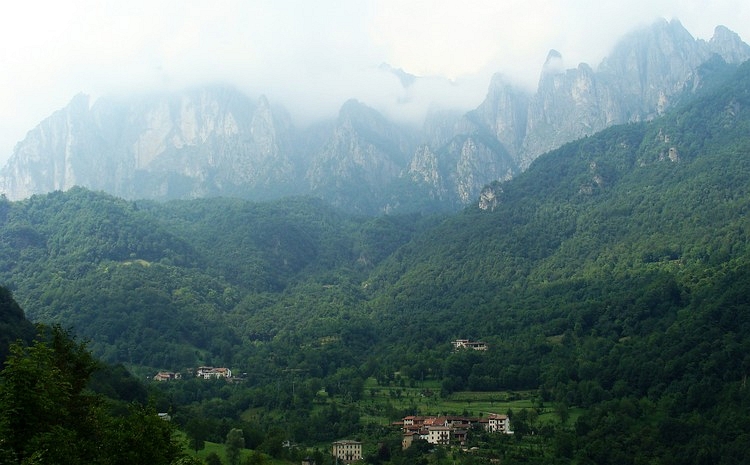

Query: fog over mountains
[2,19,749,214]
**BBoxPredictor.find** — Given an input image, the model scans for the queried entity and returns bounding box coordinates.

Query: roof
[332,440,362,445]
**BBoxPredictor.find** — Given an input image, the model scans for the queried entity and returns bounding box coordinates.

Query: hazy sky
[1,0,749,166]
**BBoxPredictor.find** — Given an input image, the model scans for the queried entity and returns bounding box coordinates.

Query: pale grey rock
[408,144,446,198]
[429,135,516,205]
[708,25,750,64]
[306,99,416,212]
[478,184,501,211]
[467,20,725,174]
[453,137,510,203]
[0,86,301,201]
[470,74,530,165]
[523,56,611,167]
[0,94,103,199]
[422,107,474,149]
[596,19,710,119]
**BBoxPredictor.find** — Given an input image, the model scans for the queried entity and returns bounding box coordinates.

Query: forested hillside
[0,188,442,371]
[2,61,750,464]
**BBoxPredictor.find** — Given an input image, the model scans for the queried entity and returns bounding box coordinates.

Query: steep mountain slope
[471,19,750,170]
[360,60,750,463]
[369,58,750,341]
[1,20,747,215]
[306,100,418,213]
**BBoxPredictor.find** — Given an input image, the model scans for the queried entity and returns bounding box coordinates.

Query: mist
[1,0,749,166]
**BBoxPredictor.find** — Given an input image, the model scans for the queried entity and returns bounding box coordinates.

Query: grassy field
[357,377,545,423]
[184,439,290,465]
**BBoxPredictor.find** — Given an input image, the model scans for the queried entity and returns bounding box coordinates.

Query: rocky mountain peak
[709,25,750,63]
[250,95,278,153]
[542,49,565,75]
[65,93,91,115]
[471,74,530,156]
[338,99,377,124]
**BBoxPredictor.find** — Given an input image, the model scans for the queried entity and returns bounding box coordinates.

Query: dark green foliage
[205,452,223,465]
[0,287,34,364]
[0,326,100,463]
[104,403,184,465]
[0,191,431,369]
[88,363,149,403]
[185,418,209,454]
[0,324,183,464]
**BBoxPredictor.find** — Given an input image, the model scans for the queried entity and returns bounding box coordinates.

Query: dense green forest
[2,61,750,464]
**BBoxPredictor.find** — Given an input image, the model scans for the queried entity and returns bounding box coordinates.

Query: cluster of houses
[152,366,232,381]
[331,413,512,463]
[399,414,512,448]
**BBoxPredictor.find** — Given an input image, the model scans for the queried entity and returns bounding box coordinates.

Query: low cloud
[0,0,748,165]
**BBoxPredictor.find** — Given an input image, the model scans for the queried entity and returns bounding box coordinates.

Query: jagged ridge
[1,20,748,214]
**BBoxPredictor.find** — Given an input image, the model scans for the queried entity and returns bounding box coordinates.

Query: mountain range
[2,19,749,214]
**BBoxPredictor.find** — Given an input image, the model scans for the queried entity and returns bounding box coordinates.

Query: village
[398,413,512,448]
[153,339,486,383]
[156,339,505,465]
[331,413,513,463]
[152,366,234,381]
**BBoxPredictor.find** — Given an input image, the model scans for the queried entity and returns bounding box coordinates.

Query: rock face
[0,94,96,200]
[470,19,750,173]
[1,20,749,213]
[306,100,416,213]
[1,87,300,201]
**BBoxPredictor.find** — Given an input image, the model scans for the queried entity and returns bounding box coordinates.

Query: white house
[332,440,362,463]
[427,426,451,445]
[487,414,512,434]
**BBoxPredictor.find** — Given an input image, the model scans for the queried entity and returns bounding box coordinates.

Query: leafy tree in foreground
[105,402,183,465]
[0,325,183,464]
[0,325,102,464]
